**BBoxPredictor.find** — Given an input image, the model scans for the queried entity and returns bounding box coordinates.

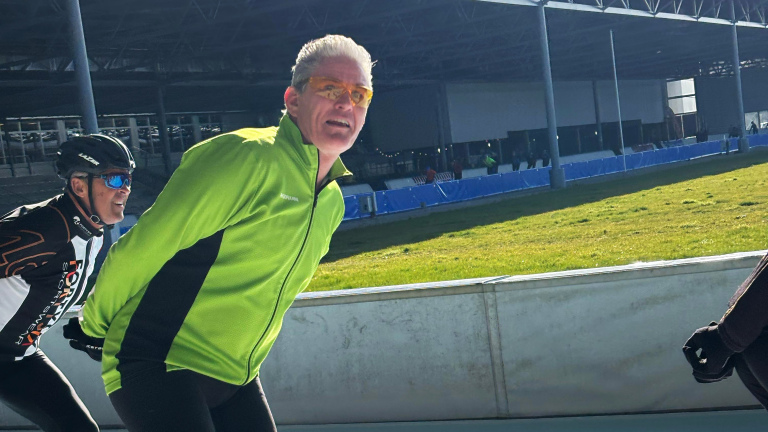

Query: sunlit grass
[308,150,768,292]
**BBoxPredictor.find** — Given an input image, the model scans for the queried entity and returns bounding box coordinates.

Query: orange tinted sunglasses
[307,77,373,108]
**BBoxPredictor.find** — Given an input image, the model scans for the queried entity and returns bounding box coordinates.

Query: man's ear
[69,177,89,200]
[284,86,300,117]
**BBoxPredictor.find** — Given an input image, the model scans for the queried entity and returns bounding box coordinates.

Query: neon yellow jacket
[82,115,351,394]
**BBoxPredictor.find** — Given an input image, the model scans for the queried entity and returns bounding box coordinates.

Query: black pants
[0,350,99,432]
[734,331,768,409]
[109,361,277,432]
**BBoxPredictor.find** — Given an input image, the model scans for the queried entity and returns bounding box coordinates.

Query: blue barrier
[438,178,479,202]
[521,167,551,188]
[342,136,766,221]
[749,133,768,147]
[377,188,422,214]
[499,171,527,192]
[343,195,361,220]
[475,174,503,196]
[412,184,449,207]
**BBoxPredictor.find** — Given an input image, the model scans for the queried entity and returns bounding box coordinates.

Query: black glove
[682,322,734,380]
[62,317,104,362]
[692,356,735,383]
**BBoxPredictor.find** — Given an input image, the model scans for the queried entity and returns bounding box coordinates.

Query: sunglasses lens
[105,174,130,189]
[352,89,372,107]
[309,78,371,107]
[312,80,343,101]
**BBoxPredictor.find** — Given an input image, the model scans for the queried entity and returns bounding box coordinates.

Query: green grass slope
[308,150,768,292]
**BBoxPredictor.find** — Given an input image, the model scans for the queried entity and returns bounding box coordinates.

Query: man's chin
[317,136,356,154]
[103,213,125,226]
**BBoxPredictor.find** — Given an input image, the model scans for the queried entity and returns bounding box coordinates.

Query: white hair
[291,35,373,91]
[68,170,88,182]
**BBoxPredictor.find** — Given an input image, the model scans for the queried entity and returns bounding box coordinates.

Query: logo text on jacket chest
[16,259,82,346]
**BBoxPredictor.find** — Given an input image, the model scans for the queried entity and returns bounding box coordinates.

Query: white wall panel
[595,80,665,124]
[446,82,548,143]
[447,80,664,143]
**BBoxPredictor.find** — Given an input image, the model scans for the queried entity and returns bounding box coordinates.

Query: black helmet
[56,134,135,179]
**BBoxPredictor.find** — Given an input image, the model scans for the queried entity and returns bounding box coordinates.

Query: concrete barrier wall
[1,251,764,428]
[266,251,764,424]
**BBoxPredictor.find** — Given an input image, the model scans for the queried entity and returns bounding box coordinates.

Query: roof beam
[477,0,768,26]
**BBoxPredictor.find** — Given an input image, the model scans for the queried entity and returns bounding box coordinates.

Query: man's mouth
[326,119,350,128]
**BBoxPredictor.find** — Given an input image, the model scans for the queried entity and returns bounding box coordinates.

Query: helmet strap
[66,179,101,230]
[86,174,105,227]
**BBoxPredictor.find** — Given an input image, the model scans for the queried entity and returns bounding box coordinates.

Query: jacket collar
[327,157,352,184]
[60,193,102,239]
[277,114,353,183]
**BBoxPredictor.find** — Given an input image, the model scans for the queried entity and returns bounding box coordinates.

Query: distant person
[0,134,134,432]
[64,34,373,432]
[541,149,550,167]
[452,159,463,180]
[729,125,740,138]
[750,121,759,135]
[483,153,496,175]
[683,252,768,410]
[511,150,521,171]
[526,151,537,169]
[425,165,437,184]
[695,128,707,143]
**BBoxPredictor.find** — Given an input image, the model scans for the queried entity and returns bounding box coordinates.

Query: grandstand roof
[0,0,766,118]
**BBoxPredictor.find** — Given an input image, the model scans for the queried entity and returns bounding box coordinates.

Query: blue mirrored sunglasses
[97,173,132,189]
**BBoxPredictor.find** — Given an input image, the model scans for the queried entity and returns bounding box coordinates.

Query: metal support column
[436,82,451,171]
[661,83,671,142]
[176,117,186,152]
[2,120,15,176]
[576,126,582,153]
[56,120,67,145]
[592,80,604,151]
[191,115,202,144]
[731,0,749,153]
[36,121,44,157]
[157,86,172,175]
[0,123,6,166]
[146,117,155,154]
[128,117,140,153]
[537,1,565,189]
[610,29,627,171]
[17,122,25,161]
[66,0,98,134]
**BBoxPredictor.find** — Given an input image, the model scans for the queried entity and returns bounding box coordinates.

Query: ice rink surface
[5,408,764,431]
[277,410,765,432]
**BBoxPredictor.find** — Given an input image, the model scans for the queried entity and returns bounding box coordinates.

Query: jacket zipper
[243,152,325,383]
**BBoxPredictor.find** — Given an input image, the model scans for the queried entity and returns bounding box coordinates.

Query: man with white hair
[64,35,373,431]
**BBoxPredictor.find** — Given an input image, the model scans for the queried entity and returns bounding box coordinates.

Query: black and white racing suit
[718,252,768,409]
[0,193,101,432]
